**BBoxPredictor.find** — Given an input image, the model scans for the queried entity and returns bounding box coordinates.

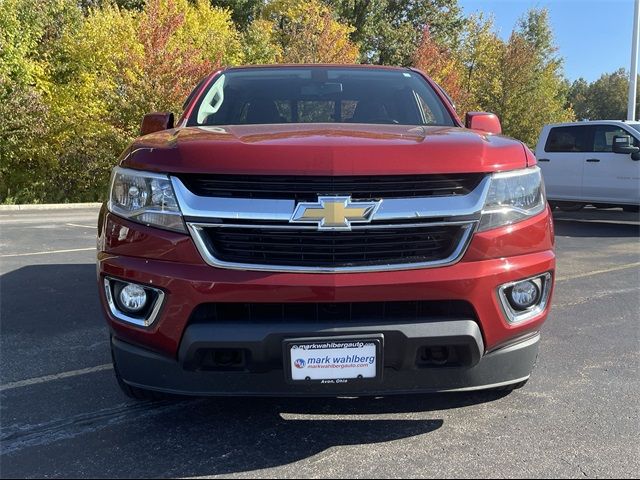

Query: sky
[458,0,637,83]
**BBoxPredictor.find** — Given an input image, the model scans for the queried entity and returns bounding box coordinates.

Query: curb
[0,203,103,212]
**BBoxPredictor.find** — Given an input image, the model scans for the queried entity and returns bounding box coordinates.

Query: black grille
[178,173,485,201]
[190,300,476,325]
[201,224,467,268]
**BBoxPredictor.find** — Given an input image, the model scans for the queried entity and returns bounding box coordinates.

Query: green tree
[567,77,591,120]
[492,9,574,146]
[210,0,264,30]
[45,0,242,202]
[326,0,464,65]
[568,69,637,120]
[48,4,142,201]
[264,0,359,63]
[0,0,83,203]
[242,19,282,64]
[456,13,502,114]
[79,1,146,12]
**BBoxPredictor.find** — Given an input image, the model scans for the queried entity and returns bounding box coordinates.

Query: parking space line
[0,247,95,258]
[0,364,112,392]
[557,262,640,282]
[66,223,96,229]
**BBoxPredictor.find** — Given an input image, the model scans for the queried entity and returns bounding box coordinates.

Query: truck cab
[535,121,640,211]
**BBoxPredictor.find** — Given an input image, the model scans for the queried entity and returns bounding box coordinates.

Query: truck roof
[543,120,640,128]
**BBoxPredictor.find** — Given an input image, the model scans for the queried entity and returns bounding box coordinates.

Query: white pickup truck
[535,121,640,212]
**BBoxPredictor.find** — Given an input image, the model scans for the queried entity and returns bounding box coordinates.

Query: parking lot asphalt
[0,206,638,478]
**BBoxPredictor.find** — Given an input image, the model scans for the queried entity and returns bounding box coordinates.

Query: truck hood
[120,123,529,175]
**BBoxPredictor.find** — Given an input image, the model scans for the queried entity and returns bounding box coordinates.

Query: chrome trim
[114,165,172,181]
[103,277,165,328]
[497,272,553,324]
[187,221,477,273]
[171,175,491,222]
[374,176,490,220]
[171,173,490,273]
[172,177,295,221]
[190,220,476,230]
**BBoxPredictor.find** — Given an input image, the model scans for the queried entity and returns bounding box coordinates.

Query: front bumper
[98,206,555,395]
[112,327,540,396]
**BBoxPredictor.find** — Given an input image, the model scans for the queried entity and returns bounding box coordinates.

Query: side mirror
[465,112,502,135]
[140,112,174,136]
[612,135,640,158]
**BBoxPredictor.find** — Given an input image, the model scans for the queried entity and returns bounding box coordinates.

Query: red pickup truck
[97,65,555,399]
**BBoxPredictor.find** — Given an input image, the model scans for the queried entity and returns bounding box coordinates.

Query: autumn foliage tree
[413,27,466,109]
[2,0,243,202]
[265,0,359,64]
[496,10,574,146]
[0,0,82,202]
[1,1,580,203]
[134,0,229,114]
[413,8,574,147]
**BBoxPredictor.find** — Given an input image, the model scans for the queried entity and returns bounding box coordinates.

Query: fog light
[118,284,148,313]
[498,272,552,324]
[508,280,540,310]
[104,277,165,327]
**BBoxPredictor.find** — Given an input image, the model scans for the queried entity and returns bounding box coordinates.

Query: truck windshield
[626,123,640,135]
[188,67,455,127]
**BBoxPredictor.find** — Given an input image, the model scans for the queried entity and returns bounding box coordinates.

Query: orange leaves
[412,27,466,108]
[136,0,218,111]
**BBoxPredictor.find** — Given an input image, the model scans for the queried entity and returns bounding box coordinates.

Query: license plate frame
[283,335,384,385]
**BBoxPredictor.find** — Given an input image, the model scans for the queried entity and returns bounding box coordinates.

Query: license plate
[286,336,382,383]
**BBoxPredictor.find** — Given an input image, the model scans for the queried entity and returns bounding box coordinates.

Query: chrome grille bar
[172,173,490,273]
[171,176,491,222]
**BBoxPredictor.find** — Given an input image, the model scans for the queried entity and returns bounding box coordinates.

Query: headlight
[478,166,546,232]
[108,167,186,233]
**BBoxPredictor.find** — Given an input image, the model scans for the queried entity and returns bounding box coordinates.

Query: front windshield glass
[188,67,455,127]
[627,123,640,134]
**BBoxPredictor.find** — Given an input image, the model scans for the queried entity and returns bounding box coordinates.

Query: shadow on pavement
[0,264,102,337]
[117,392,507,477]
[1,263,509,477]
[2,391,509,477]
[553,209,640,238]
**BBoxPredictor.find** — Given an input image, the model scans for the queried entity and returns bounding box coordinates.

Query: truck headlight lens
[479,167,546,231]
[108,167,186,233]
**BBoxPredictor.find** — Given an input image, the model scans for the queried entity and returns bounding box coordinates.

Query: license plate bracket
[284,335,384,385]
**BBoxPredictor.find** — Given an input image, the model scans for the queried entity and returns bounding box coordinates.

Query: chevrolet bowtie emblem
[291,196,382,230]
